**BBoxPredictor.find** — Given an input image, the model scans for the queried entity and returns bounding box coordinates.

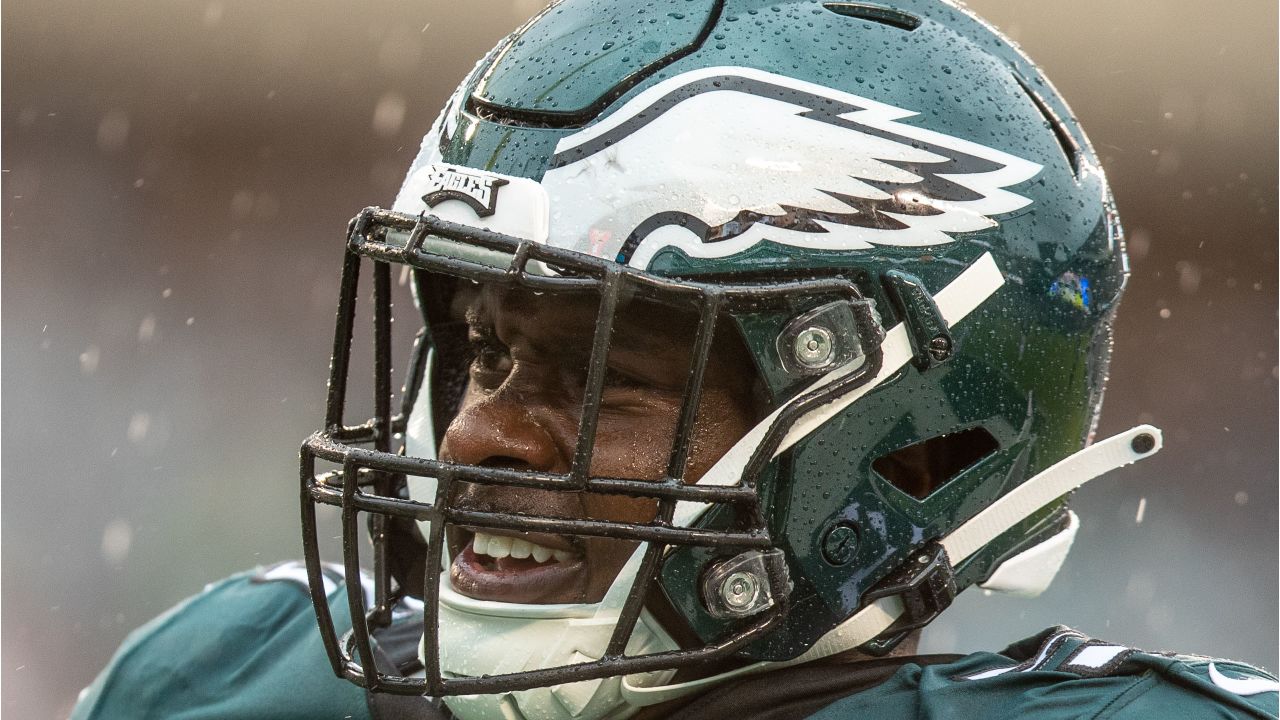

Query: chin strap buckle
[858,542,957,656]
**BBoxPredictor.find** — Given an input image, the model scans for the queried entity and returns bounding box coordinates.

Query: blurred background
[3,0,1276,716]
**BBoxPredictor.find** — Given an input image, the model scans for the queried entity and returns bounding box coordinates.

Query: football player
[72,1,1278,719]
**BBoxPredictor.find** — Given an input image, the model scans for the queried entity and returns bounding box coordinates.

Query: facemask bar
[300,208,886,697]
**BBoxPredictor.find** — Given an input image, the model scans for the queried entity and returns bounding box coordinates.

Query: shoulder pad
[251,559,354,598]
[71,564,372,720]
[955,627,1278,719]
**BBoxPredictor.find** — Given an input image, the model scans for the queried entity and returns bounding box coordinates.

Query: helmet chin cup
[434,550,679,720]
[978,510,1080,598]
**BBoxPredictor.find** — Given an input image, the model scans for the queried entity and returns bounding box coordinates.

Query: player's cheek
[580,495,657,586]
[588,405,684,481]
[683,389,757,484]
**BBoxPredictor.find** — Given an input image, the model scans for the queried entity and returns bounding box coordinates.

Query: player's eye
[602,365,648,390]
[467,332,512,389]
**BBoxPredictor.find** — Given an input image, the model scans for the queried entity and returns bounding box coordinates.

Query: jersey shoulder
[1120,650,1279,720]
[70,561,374,720]
[807,627,1278,720]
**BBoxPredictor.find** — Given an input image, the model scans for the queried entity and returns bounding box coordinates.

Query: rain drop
[372,92,407,137]
[138,314,157,342]
[79,345,100,375]
[127,413,151,444]
[101,519,133,564]
[96,109,130,152]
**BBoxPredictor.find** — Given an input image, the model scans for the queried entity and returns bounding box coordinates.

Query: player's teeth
[509,538,532,559]
[471,532,577,563]
[487,535,512,559]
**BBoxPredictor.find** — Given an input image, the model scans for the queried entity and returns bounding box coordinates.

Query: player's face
[439,284,759,604]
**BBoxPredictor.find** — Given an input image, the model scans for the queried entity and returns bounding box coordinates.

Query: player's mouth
[448,528,590,604]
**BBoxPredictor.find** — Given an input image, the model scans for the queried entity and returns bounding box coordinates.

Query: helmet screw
[793,327,836,368]
[1131,433,1156,454]
[821,522,860,565]
[719,570,761,612]
[927,335,952,361]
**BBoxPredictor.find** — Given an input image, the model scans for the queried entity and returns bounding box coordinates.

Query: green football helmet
[299,1,1162,718]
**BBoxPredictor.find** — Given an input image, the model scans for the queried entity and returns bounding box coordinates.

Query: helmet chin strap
[620,423,1163,708]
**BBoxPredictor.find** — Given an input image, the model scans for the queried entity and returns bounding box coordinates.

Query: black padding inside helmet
[871,426,999,500]
[413,270,471,446]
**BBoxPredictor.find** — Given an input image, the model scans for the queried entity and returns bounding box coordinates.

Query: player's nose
[438,393,563,473]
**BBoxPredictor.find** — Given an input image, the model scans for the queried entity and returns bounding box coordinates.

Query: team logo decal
[540,67,1044,268]
[1209,663,1280,696]
[421,164,509,218]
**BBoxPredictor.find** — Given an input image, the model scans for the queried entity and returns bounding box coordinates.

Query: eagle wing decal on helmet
[541,67,1043,268]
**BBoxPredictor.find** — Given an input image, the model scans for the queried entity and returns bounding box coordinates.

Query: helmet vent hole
[872,426,999,500]
[822,3,921,31]
[1013,72,1081,179]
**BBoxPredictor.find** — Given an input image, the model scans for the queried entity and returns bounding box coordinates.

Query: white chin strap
[620,423,1163,707]
[429,423,1162,718]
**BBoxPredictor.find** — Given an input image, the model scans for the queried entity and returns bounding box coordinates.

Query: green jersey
[681,628,1280,720]
[810,630,1280,719]
[72,563,1278,720]
[70,563,439,720]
